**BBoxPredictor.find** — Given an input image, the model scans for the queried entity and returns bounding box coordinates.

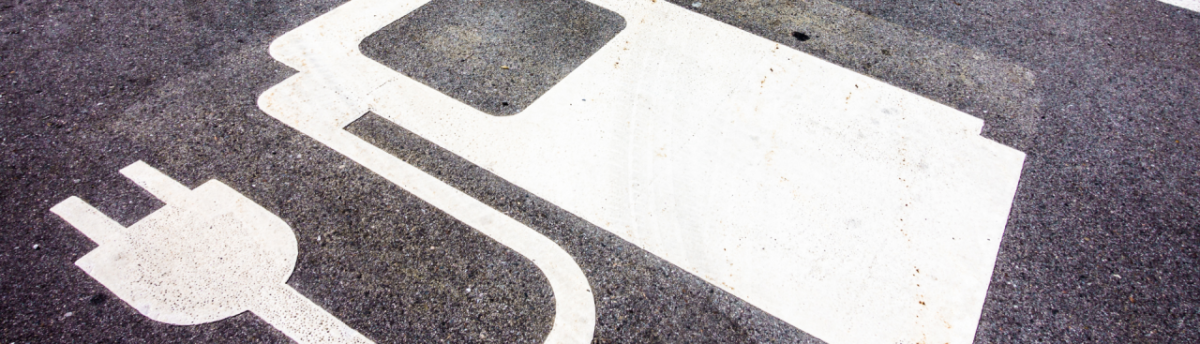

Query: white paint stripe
[259,74,597,344]
[53,162,372,344]
[261,0,1026,343]
[1159,0,1200,12]
[50,197,125,247]
[119,160,193,205]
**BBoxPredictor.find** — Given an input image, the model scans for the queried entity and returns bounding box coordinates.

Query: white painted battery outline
[258,0,1028,343]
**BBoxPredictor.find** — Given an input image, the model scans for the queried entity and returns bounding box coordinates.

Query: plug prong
[50,196,126,247]
[119,161,193,205]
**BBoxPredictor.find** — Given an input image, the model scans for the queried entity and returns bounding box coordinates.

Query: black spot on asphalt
[791,31,811,41]
[90,294,108,305]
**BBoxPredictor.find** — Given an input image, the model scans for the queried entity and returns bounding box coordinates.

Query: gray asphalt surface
[1,0,1198,343]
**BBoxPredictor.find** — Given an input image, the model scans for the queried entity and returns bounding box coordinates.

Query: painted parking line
[1159,0,1200,12]
[51,161,371,343]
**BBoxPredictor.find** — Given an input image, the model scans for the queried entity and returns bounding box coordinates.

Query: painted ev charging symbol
[259,0,1026,343]
[52,161,372,343]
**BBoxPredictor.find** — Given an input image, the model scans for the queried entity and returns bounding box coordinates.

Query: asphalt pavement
[1,0,1198,343]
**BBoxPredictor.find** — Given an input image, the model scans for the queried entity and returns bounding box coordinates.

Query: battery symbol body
[259,0,1027,343]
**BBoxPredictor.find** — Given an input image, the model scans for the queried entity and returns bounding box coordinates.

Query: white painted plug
[51,161,371,344]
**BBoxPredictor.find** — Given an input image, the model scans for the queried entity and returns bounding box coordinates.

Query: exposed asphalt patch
[360,0,625,116]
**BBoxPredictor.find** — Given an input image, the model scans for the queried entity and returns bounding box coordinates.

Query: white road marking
[260,0,1026,343]
[259,3,599,341]
[260,64,598,344]
[51,161,372,344]
[1159,0,1200,12]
